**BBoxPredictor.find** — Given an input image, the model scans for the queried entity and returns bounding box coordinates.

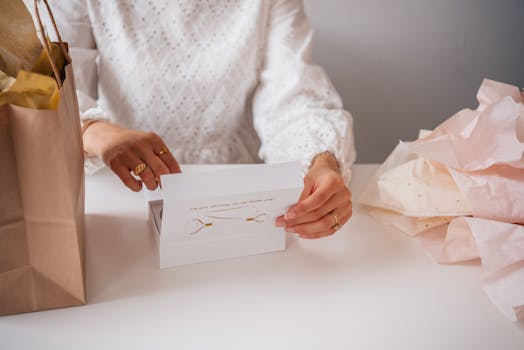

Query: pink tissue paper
[359,79,524,321]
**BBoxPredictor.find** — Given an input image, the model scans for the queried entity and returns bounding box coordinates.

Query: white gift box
[146,163,303,268]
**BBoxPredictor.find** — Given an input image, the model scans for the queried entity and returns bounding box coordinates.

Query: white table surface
[1,164,523,350]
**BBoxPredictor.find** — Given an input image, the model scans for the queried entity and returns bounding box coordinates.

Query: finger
[285,181,336,221]
[159,150,181,174]
[275,215,285,227]
[276,177,315,227]
[286,204,352,236]
[136,147,170,180]
[147,133,181,173]
[108,158,142,192]
[136,165,158,190]
[299,229,336,240]
[298,212,352,239]
[284,189,351,227]
[298,177,314,202]
[285,173,345,220]
[122,152,159,190]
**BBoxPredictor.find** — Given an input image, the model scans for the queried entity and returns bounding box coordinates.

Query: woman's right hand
[83,121,181,191]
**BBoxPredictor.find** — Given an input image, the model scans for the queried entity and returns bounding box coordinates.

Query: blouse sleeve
[46,0,110,174]
[252,0,356,183]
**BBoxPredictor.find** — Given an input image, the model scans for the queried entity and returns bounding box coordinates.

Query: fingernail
[285,211,296,220]
[286,227,297,233]
[275,218,284,227]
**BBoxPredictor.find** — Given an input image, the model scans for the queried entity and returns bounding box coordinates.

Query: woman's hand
[275,153,352,239]
[83,121,181,191]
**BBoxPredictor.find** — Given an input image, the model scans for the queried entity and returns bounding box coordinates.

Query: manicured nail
[285,211,296,220]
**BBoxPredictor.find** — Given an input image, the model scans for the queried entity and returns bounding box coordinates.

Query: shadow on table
[84,213,157,303]
[83,209,416,306]
[84,213,304,304]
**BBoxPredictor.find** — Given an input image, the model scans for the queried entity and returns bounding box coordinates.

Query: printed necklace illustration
[161,205,268,235]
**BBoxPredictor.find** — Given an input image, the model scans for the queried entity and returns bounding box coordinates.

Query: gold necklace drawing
[160,205,268,235]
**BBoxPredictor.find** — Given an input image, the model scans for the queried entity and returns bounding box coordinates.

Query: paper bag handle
[33,0,71,88]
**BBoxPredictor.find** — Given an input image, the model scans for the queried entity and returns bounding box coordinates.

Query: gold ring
[133,163,147,176]
[157,147,169,156]
[330,211,340,230]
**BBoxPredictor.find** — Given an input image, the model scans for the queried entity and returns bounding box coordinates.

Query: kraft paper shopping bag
[0,0,85,316]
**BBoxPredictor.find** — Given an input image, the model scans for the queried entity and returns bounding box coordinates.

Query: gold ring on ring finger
[330,211,340,230]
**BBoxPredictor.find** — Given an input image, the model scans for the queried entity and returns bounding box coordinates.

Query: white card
[158,162,303,243]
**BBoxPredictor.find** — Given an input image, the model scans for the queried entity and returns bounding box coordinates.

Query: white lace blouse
[46,0,356,181]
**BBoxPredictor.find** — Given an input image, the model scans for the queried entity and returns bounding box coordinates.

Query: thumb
[298,178,314,202]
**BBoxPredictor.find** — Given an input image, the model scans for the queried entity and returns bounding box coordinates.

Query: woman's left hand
[275,153,352,239]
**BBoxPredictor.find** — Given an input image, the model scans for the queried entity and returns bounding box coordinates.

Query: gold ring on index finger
[133,162,147,176]
[156,147,169,156]
[330,211,341,230]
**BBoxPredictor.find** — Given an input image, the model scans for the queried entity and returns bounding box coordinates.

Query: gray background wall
[303,0,524,163]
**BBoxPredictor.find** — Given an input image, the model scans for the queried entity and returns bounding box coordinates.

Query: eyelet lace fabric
[44,0,356,182]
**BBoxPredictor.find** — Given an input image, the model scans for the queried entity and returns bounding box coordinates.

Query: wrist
[309,151,340,173]
[82,120,113,158]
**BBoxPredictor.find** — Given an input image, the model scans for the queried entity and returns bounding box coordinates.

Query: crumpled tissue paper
[359,79,524,321]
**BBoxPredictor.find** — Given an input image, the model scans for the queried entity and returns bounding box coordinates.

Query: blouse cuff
[84,155,106,176]
[81,106,110,175]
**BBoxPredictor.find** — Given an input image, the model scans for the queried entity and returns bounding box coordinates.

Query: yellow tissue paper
[0,70,59,109]
[32,42,67,80]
